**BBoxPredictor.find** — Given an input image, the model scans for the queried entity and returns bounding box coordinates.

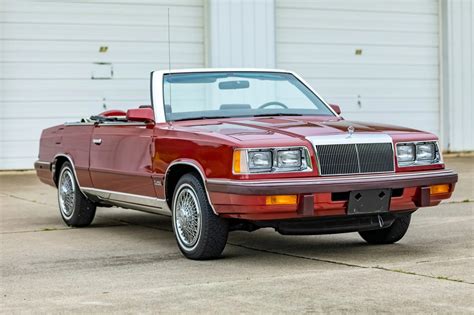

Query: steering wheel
[258,101,288,109]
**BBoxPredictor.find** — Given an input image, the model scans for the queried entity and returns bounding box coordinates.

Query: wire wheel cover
[59,169,76,218]
[175,186,201,248]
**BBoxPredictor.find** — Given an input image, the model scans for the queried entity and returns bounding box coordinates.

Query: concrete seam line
[0,224,126,235]
[228,243,474,285]
[0,193,52,206]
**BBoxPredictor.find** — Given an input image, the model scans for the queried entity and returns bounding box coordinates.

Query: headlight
[233,147,311,174]
[396,144,415,162]
[396,141,441,166]
[248,150,272,171]
[416,143,435,160]
[277,149,302,169]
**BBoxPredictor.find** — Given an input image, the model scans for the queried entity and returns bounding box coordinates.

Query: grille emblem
[347,125,355,137]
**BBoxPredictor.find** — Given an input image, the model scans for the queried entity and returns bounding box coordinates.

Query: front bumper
[206,169,457,220]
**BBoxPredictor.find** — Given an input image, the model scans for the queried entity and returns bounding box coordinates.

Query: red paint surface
[36,114,455,221]
[90,124,156,196]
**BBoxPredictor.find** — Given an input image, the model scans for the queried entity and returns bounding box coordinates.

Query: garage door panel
[0,156,38,170]
[1,140,39,160]
[278,0,438,14]
[308,79,438,99]
[280,63,438,80]
[1,118,75,143]
[2,8,203,27]
[1,24,203,42]
[342,113,440,135]
[277,9,437,33]
[1,62,203,80]
[1,101,149,119]
[2,85,149,103]
[278,28,438,47]
[2,40,204,63]
[2,0,203,15]
[326,98,438,113]
[278,44,438,65]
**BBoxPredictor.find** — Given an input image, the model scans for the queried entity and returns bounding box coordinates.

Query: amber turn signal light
[266,195,297,205]
[430,184,450,195]
[233,150,242,173]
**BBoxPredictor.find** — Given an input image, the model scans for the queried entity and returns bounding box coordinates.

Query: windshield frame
[150,68,339,123]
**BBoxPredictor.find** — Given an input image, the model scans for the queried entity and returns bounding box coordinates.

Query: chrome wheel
[58,168,76,219]
[174,184,202,249]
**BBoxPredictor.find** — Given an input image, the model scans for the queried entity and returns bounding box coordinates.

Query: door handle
[92,138,102,145]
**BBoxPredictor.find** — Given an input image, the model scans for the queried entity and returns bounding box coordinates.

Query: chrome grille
[315,143,394,176]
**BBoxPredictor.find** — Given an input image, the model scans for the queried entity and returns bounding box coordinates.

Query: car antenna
[167,8,173,128]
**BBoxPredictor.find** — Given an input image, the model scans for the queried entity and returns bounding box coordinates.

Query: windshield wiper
[252,113,304,117]
[172,115,233,122]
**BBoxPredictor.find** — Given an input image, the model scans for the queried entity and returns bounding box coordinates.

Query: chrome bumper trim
[34,160,51,170]
[207,169,456,187]
[206,169,458,195]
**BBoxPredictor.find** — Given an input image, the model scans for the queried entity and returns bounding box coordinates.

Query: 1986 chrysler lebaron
[35,69,457,260]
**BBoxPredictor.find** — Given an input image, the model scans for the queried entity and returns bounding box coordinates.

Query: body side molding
[81,187,171,216]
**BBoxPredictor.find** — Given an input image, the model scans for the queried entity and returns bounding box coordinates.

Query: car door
[89,120,156,199]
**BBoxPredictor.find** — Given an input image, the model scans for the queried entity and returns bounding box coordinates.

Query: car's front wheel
[172,173,228,260]
[359,213,411,244]
[57,162,96,227]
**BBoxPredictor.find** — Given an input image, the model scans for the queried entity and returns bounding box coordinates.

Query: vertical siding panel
[443,0,474,151]
[208,0,276,67]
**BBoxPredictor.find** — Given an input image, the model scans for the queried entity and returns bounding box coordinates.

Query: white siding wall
[276,0,441,137]
[0,0,204,169]
[442,0,473,151]
[207,0,275,68]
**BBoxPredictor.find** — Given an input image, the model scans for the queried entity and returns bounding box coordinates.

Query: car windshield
[162,71,334,121]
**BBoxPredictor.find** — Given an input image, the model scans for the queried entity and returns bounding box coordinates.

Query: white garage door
[276,0,440,135]
[0,0,204,169]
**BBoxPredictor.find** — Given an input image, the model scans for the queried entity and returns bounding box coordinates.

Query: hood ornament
[347,125,355,137]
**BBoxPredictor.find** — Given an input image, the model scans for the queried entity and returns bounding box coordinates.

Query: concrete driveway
[1,157,473,313]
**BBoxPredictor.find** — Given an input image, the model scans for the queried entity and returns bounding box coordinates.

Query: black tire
[172,172,228,260]
[57,162,96,227]
[359,213,411,244]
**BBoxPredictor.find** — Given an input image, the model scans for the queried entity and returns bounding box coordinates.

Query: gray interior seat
[219,104,251,110]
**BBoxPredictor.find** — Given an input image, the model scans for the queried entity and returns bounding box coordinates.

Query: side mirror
[126,108,155,124]
[329,104,341,115]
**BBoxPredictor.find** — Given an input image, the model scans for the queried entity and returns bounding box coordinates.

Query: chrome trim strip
[164,160,218,215]
[307,133,393,145]
[81,187,171,216]
[151,70,166,123]
[207,169,456,187]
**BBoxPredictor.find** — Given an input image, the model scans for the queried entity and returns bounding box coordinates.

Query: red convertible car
[35,69,457,260]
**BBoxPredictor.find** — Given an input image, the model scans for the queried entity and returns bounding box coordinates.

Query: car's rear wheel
[359,213,411,244]
[57,162,96,227]
[172,173,228,260]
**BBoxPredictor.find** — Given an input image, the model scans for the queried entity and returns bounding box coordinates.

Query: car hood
[182,116,427,142]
